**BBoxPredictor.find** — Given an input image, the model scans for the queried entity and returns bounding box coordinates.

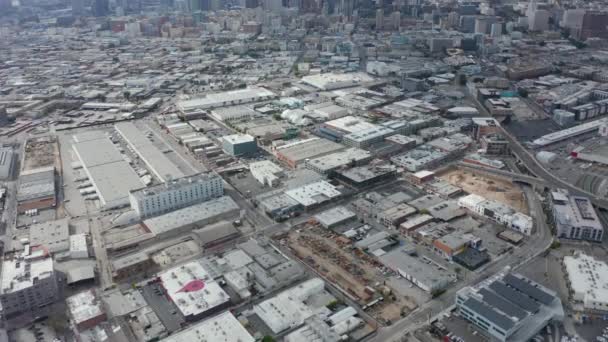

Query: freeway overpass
[497,126,608,210]
[456,162,548,190]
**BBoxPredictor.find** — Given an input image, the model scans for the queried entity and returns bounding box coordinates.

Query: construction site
[278,222,418,325]
[438,167,528,213]
[21,135,59,172]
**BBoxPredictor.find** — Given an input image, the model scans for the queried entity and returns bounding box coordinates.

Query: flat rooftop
[115,122,186,182]
[143,196,239,236]
[159,260,230,317]
[159,311,254,342]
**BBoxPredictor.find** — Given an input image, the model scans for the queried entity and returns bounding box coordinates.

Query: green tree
[262,336,276,342]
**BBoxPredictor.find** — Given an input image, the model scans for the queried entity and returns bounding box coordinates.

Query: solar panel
[504,274,554,306]
[463,298,515,331]
[479,288,528,320]
[489,281,540,313]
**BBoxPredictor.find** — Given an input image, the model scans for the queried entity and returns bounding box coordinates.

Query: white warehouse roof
[160,311,254,342]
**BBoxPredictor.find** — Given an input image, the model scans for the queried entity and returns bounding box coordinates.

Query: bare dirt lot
[281,224,418,324]
[439,169,528,213]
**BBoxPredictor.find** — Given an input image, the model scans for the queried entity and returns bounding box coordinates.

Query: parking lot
[140,282,184,333]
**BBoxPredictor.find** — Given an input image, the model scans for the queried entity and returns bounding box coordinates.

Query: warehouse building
[115,122,185,182]
[550,189,603,242]
[314,206,357,229]
[319,116,378,141]
[458,194,533,235]
[380,248,456,293]
[334,162,397,188]
[177,87,276,113]
[158,260,230,321]
[564,252,608,312]
[0,147,13,180]
[16,166,56,213]
[73,131,143,210]
[391,146,450,172]
[159,311,254,342]
[301,72,374,90]
[250,160,283,187]
[142,196,239,240]
[305,148,372,175]
[456,272,564,342]
[275,137,345,169]
[342,127,395,148]
[0,247,61,320]
[29,218,70,254]
[221,134,257,157]
[210,106,258,122]
[129,172,223,218]
[284,181,341,209]
[66,290,107,332]
[254,278,326,334]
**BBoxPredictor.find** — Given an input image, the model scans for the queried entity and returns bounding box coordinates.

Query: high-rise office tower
[94,0,110,16]
[0,0,11,11]
[376,8,383,30]
[392,11,400,30]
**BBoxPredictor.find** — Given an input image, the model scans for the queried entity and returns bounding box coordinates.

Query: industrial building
[301,72,374,90]
[335,162,397,188]
[141,195,239,239]
[319,115,378,141]
[115,122,186,182]
[0,247,61,320]
[342,127,395,148]
[72,131,144,210]
[28,218,70,254]
[564,252,608,312]
[391,146,450,172]
[66,290,107,332]
[314,206,357,229]
[275,137,346,169]
[249,160,283,187]
[159,311,254,342]
[110,251,153,281]
[456,272,564,342]
[129,172,224,218]
[254,278,327,334]
[158,260,230,321]
[379,248,456,293]
[16,166,56,213]
[210,106,258,122]
[284,181,341,209]
[0,147,13,180]
[305,148,372,175]
[550,190,603,242]
[378,203,417,228]
[458,194,533,235]
[177,87,276,113]
[221,134,257,157]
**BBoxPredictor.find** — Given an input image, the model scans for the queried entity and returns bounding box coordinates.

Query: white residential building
[458,194,533,235]
[129,172,223,218]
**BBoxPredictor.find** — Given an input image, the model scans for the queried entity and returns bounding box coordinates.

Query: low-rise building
[378,203,417,228]
[284,181,341,209]
[564,252,608,312]
[28,218,70,254]
[158,260,230,321]
[314,206,357,229]
[275,137,346,169]
[159,311,254,342]
[458,194,533,235]
[250,160,283,187]
[380,249,455,293]
[305,148,372,175]
[67,290,107,331]
[456,272,564,342]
